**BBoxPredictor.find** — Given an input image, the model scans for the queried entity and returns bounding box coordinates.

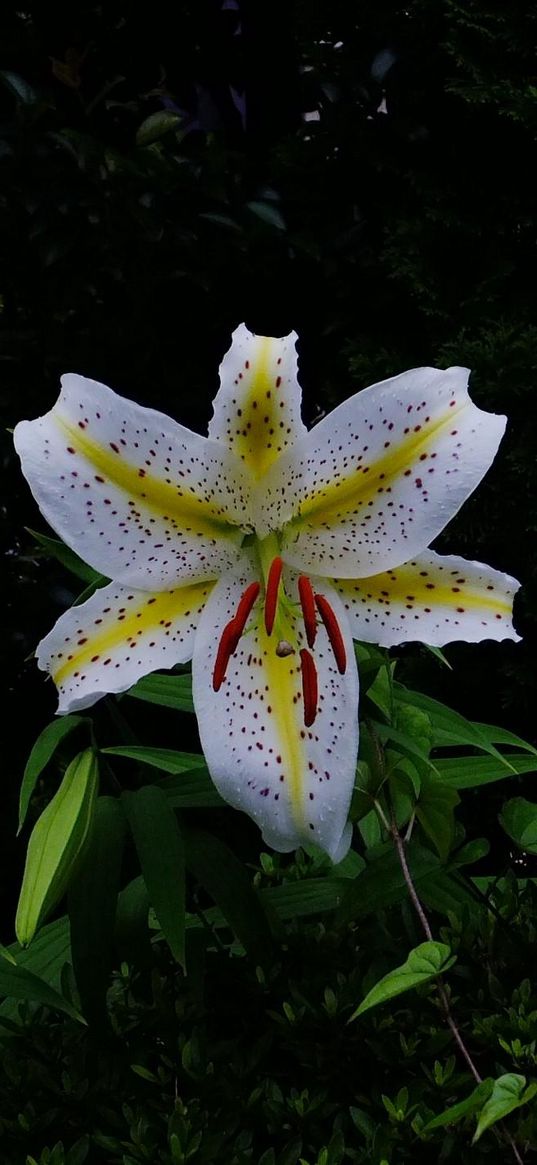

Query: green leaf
[19,715,89,832]
[0,950,84,1023]
[473,722,537,756]
[392,684,515,762]
[185,828,273,964]
[434,754,537,788]
[115,876,152,968]
[159,768,225,808]
[473,1073,537,1142]
[420,869,482,916]
[336,844,441,925]
[26,528,102,583]
[125,672,194,712]
[136,110,182,146]
[16,750,99,945]
[65,1136,90,1165]
[364,665,394,719]
[261,877,352,919]
[500,798,537,854]
[68,797,127,1023]
[350,941,455,1019]
[122,787,186,967]
[423,644,453,670]
[199,212,241,231]
[102,745,205,774]
[370,720,434,767]
[3,916,70,981]
[415,775,460,861]
[246,200,286,230]
[422,1079,493,1131]
[0,69,37,105]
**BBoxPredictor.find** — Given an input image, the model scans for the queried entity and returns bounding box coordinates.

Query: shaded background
[1,0,536,922]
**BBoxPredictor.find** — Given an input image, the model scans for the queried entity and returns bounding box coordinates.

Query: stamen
[264,556,283,636]
[213,581,261,691]
[298,575,317,647]
[314,593,347,674]
[213,619,240,691]
[300,648,318,727]
[234,581,261,636]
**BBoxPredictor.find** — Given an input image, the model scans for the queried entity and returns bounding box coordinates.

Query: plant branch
[391,817,524,1165]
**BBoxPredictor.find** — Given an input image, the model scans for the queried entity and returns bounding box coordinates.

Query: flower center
[212,537,347,724]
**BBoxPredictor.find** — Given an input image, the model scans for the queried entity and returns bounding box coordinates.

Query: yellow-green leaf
[16,749,99,945]
[350,941,455,1020]
[473,1073,537,1142]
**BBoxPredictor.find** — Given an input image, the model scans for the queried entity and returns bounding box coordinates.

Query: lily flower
[14,325,520,860]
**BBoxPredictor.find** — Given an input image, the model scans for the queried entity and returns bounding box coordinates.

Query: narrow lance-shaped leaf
[185,827,273,965]
[473,1073,537,1143]
[26,527,102,583]
[125,673,194,713]
[102,745,205,774]
[392,684,520,763]
[158,768,225,809]
[0,950,85,1023]
[19,715,89,833]
[16,749,99,946]
[349,941,456,1020]
[68,797,127,1023]
[122,786,186,968]
[434,754,537,789]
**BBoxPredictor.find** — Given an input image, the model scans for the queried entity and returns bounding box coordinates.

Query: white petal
[256,366,506,577]
[192,564,359,860]
[14,374,252,590]
[208,324,306,477]
[333,551,521,645]
[38,578,214,713]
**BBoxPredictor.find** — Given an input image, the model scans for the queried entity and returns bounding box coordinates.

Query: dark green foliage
[1,873,537,1163]
[3,645,537,1160]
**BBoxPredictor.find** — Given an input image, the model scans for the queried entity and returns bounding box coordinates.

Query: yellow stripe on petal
[295,402,466,528]
[208,325,306,478]
[333,551,520,647]
[58,415,240,541]
[15,373,250,590]
[256,620,306,832]
[258,366,507,578]
[38,579,214,713]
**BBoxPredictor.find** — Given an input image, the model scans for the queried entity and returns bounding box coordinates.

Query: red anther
[264,556,283,635]
[298,575,317,647]
[234,580,261,636]
[213,581,261,691]
[314,593,347,674]
[300,648,318,727]
[213,619,240,691]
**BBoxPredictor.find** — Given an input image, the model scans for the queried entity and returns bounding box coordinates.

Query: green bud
[16,748,99,945]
